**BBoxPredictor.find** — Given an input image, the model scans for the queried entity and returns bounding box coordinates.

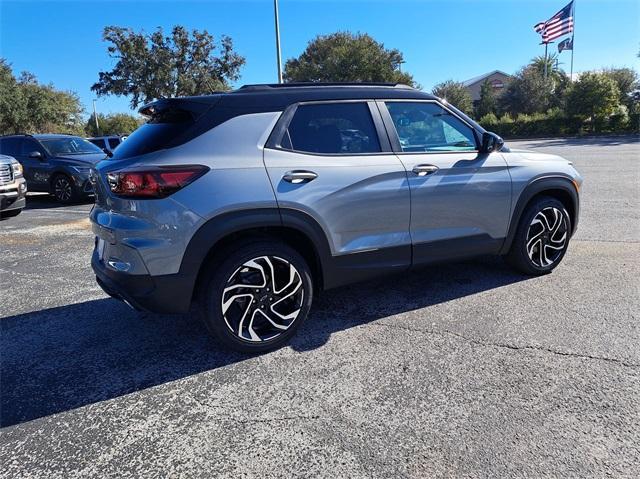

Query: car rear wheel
[51,174,79,204]
[200,240,313,353]
[506,196,571,275]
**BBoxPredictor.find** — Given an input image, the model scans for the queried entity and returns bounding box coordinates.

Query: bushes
[479,110,639,139]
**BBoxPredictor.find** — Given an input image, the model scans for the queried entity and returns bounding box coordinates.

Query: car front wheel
[506,196,571,275]
[201,240,313,353]
[51,174,78,204]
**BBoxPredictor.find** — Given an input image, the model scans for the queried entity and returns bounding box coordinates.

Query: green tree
[284,32,416,86]
[566,71,620,120]
[431,80,473,114]
[0,59,25,134]
[602,67,639,112]
[475,80,497,118]
[0,59,84,135]
[499,65,556,115]
[85,113,143,136]
[530,54,565,83]
[92,26,245,109]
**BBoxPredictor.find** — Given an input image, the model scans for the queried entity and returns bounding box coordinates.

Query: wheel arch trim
[178,207,334,304]
[500,175,579,255]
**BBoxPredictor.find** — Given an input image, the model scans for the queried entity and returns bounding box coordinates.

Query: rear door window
[283,102,381,155]
[0,137,22,157]
[20,139,46,157]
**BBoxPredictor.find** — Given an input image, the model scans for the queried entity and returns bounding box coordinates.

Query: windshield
[39,137,104,156]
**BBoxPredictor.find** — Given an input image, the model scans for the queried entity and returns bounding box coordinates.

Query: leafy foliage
[530,54,565,84]
[475,80,497,118]
[601,67,639,113]
[284,32,416,87]
[498,57,571,117]
[566,72,620,120]
[431,80,473,114]
[499,65,556,115]
[0,59,84,135]
[92,26,245,109]
[479,109,638,138]
[85,113,143,136]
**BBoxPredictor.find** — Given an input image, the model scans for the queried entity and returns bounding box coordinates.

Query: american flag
[534,1,574,43]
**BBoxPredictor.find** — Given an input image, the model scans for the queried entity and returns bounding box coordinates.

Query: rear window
[112,101,211,159]
[283,102,381,154]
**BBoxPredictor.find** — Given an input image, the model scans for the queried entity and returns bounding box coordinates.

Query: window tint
[88,139,104,148]
[39,137,103,155]
[20,139,44,156]
[284,103,381,154]
[0,138,22,157]
[108,138,120,149]
[113,107,195,159]
[385,102,477,153]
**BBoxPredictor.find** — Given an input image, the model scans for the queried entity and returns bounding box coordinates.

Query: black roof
[140,83,438,115]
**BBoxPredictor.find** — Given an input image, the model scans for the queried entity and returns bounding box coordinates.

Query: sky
[1,0,638,117]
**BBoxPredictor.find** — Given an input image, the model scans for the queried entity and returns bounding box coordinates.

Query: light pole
[92,99,100,135]
[274,0,283,83]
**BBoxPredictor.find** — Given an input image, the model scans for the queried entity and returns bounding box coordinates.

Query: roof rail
[237,82,415,91]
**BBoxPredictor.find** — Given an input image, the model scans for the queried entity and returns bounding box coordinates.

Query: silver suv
[90,83,582,352]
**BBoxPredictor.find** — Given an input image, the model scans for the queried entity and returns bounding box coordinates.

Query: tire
[200,239,314,353]
[0,208,22,219]
[506,196,571,275]
[51,174,78,204]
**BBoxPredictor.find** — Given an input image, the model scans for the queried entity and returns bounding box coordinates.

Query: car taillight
[107,165,209,199]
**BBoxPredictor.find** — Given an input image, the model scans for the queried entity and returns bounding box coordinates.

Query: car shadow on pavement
[24,193,93,210]
[1,256,530,428]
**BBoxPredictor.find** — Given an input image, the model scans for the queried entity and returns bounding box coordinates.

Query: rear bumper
[92,249,194,314]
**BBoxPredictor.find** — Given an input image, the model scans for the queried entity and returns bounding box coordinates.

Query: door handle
[412,164,439,176]
[283,170,318,184]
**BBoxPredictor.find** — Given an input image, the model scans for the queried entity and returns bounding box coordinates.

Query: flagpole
[544,42,549,79]
[274,0,283,84]
[570,0,576,80]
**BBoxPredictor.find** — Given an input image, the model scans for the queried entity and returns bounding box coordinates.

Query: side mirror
[480,132,504,153]
[28,151,44,160]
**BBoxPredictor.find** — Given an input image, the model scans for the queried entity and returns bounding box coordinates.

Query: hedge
[479,113,640,139]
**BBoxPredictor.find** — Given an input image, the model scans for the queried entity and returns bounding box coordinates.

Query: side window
[88,139,104,148]
[385,102,477,153]
[0,138,22,157]
[284,102,381,154]
[108,138,120,149]
[20,139,44,156]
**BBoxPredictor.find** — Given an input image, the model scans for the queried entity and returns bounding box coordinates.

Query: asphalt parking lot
[1,136,638,478]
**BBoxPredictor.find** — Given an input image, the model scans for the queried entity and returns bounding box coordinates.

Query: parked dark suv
[90,83,582,352]
[0,134,106,203]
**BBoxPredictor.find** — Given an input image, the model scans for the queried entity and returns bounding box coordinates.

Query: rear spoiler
[138,96,222,119]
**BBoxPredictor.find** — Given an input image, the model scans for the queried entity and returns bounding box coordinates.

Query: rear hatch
[92,96,220,206]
